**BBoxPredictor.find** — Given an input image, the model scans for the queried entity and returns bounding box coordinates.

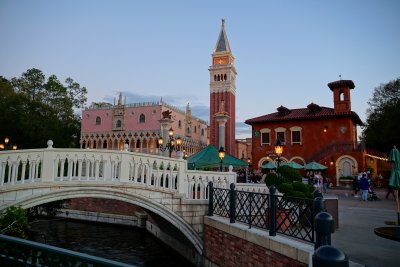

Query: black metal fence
[208,182,321,244]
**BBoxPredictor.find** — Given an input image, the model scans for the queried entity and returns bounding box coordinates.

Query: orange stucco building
[245,80,369,185]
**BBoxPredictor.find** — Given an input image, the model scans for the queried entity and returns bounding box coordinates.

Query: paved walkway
[326,188,400,267]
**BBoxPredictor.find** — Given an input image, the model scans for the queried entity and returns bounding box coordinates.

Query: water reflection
[29,218,193,267]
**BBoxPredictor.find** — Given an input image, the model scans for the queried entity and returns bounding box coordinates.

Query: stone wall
[203,216,312,267]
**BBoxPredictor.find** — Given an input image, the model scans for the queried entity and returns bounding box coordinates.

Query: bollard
[229,183,236,223]
[208,181,214,216]
[314,212,335,250]
[268,185,277,236]
[313,189,323,199]
[313,245,349,267]
[313,196,326,215]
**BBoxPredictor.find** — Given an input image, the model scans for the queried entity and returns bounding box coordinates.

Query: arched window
[339,90,344,101]
[224,74,227,80]
[95,116,101,125]
[201,128,204,136]
[214,75,217,81]
[116,120,122,128]
[139,114,145,123]
[194,126,197,133]
[178,120,182,128]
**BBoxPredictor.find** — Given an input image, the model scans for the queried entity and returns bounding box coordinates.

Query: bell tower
[327,79,355,114]
[209,19,237,156]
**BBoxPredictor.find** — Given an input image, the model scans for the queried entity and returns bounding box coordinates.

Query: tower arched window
[95,116,101,125]
[178,120,182,128]
[194,126,197,133]
[139,114,145,123]
[339,90,344,101]
[201,128,204,136]
[224,74,227,80]
[217,74,220,81]
[214,75,217,81]
[116,120,122,128]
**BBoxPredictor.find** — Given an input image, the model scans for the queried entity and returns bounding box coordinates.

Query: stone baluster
[77,159,82,180]
[21,161,26,184]
[0,162,5,185]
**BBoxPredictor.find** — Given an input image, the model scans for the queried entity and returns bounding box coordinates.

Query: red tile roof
[245,104,363,125]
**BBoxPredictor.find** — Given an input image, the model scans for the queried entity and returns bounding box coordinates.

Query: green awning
[281,161,304,169]
[261,161,277,169]
[303,161,327,170]
[187,144,247,169]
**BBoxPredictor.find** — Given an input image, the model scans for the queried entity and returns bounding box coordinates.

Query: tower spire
[214,18,231,53]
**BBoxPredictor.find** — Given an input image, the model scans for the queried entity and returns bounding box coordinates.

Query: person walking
[323,175,329,193]
[359,172,370,201]
[352,174,360,197]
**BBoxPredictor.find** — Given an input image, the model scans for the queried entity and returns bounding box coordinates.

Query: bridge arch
[7,186,203,254]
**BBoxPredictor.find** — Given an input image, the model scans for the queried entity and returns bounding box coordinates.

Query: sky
[1,0,399,138]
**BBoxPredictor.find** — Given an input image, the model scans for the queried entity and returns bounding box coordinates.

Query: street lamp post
[157,127,182,158]
[0,137,17,150]
[218,146,225,172]
[274,139,283,170]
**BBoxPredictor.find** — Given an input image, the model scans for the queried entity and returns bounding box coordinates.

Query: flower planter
[264,208,291,231]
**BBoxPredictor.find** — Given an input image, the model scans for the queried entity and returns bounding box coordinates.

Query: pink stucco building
[80,94,208,157]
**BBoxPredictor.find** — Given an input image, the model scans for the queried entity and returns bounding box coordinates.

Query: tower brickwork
[209,19,237,156]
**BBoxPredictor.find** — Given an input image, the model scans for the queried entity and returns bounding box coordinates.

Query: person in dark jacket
[359,173,370,201]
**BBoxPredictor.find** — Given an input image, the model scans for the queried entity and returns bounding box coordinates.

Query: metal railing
[0,234,134,267]
[208,182,319,243]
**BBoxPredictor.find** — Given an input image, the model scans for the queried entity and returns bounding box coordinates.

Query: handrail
[0,234,134,266]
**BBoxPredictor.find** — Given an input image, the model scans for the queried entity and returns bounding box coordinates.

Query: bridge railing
[0,234,134,266]
[0,141,237,200]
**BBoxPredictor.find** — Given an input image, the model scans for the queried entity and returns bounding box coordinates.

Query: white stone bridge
[0,141,269,255]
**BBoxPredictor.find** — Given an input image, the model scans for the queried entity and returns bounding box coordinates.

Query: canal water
[29,218,194,267]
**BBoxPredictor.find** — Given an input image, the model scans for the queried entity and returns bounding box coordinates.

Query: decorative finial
[222,18,225,27]
[339,74,342,80]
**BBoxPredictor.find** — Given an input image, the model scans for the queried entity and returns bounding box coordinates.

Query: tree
[0,206,30,239]
[0,69,87,149]
[363,78,400,152]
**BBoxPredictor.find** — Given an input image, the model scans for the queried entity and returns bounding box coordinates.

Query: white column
[214,113,229,149]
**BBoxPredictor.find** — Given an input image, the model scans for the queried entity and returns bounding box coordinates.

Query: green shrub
[0,206,29,239]
[277,183,293,195]
[286,190,307,198]
[265,173,281,186]
[292,181,313,195]
[278,166,301,182]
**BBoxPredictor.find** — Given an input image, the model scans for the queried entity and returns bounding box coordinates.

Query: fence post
[269,185,277,236]
[248,192,253,228]
[229,183,236,223]
[208,181,214,216]
[314,212,335,250]
[313,245,349,267]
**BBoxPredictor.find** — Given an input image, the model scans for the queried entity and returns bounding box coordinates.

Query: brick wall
[204,224,307,267]
[67,198,144,215]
